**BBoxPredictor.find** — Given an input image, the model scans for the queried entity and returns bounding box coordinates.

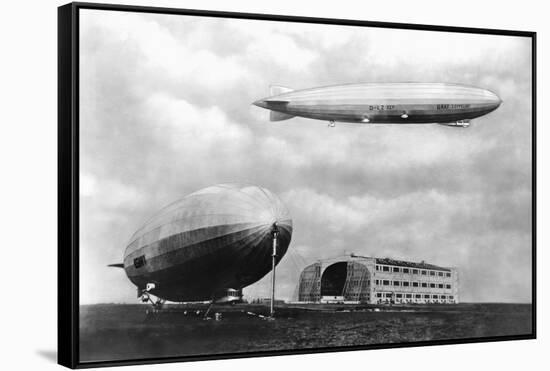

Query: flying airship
[110,183,293,309]
[253,83,501,127]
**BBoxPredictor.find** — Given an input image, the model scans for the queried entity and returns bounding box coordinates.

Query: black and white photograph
[59,2,535,367]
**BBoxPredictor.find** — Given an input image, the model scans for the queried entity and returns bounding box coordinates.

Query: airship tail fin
[108,263,124,268]
[270,111,295,121]
[270,85,293,96]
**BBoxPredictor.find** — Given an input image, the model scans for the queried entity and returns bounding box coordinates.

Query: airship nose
[492,96,503,109]
[485,89,502,107]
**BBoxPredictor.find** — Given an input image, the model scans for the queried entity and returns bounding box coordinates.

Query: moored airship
[253,83,502,127]
[110,184,293,308]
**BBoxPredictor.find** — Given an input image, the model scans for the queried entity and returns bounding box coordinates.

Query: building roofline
[307,254,454,272]
[374,257,452,272]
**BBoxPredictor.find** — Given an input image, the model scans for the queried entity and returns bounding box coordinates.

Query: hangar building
[296,254,459,304]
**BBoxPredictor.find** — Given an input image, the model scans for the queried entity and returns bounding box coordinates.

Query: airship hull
[254,83,502,125]
[122,184,292,302]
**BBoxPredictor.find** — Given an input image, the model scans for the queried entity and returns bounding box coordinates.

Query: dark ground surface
[79,303,532,363]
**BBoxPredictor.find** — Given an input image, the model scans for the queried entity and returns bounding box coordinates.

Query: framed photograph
[58,2,536,368]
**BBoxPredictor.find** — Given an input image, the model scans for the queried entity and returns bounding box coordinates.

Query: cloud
[144,92,252,149]
[245,32,318,71]
[82,10,250,91]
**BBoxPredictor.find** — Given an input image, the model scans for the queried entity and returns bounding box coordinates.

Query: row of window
[376,264,451,277]
[375,279,452,290]
[376,292,455,300]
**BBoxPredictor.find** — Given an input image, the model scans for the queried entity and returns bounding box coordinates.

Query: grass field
[79,303,532,363]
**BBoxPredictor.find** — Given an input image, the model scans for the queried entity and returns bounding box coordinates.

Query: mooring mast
[270,223,279,318]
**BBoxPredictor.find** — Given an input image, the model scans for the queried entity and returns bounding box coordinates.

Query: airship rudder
[255,85,296,122]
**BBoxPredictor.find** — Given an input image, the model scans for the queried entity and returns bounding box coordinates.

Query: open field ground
[79,303,532,363]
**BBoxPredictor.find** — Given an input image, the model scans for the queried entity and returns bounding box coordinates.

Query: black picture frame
[58,2,537,368]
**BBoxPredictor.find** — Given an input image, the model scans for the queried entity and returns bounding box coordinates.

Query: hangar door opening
[321,262,348,296]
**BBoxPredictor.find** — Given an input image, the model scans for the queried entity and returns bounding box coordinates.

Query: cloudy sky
[79,9,532,304]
